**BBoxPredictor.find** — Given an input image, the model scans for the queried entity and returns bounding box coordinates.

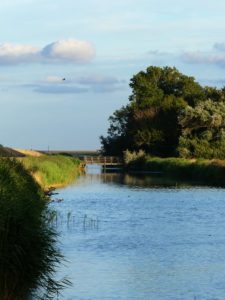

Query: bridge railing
[81,156,122,165]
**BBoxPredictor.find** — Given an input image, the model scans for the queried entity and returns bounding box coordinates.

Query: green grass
[125,155,225,186]
[0,158,69,299]
[20,155,81,189]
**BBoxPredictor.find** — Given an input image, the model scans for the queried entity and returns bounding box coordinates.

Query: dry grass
[14,148,43,157]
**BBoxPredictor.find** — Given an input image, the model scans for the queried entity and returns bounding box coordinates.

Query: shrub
[123,149,146,165]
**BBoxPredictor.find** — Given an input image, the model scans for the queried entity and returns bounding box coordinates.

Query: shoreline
[124,156,225,187]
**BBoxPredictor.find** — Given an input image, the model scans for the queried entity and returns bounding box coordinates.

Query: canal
[51,165,225,300]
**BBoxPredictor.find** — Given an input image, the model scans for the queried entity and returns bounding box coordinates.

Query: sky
[1,0,225,150]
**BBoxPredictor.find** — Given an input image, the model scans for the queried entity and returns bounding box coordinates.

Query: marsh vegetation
[0,158,73,299]
[124,150,225,187]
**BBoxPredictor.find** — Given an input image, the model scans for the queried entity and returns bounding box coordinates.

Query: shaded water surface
[51,165,225,300]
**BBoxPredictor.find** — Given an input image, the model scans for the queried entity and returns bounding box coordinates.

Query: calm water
[51,165,225,300]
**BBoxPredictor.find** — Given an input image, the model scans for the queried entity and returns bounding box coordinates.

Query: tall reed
[0,159,69,299]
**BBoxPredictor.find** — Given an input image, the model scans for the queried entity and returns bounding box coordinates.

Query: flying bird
[62,78,66,81]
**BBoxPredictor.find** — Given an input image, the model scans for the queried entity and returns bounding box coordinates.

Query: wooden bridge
[80,156,122,167]
[39,150,123,169]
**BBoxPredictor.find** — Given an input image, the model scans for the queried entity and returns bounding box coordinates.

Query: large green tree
[100,105,133,155]
[101,66,205,156]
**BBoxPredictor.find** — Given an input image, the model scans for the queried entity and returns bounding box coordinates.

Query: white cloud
[0,43,39,64]
[41,39,95,63]
[0,39,95,65]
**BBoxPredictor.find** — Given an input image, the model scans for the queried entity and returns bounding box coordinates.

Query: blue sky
[1,0,225,150]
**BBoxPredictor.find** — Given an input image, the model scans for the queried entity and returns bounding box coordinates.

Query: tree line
[100,66,225,159]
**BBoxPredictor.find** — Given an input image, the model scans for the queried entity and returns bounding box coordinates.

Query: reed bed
[0,158,70,299]
[125,154,225,186]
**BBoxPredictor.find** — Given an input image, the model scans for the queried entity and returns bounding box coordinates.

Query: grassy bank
[0,158,68,299]
[125,153,225,186]
[19,155,81,189]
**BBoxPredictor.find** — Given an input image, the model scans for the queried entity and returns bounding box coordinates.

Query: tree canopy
[178,100,225,159]
[101,66,225,159]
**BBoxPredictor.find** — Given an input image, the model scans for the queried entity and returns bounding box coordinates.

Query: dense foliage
[101,66,225,159]
[178,100,225,159]
[0,159,69,299]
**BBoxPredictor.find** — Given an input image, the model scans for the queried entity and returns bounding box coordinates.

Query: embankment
[19,154,82,189]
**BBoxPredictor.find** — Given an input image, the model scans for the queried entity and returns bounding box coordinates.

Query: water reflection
[53,165,225,300]
[82,165,208,189]
[50,210,99,232]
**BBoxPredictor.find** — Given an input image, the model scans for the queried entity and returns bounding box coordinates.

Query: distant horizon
[10,146,101,152]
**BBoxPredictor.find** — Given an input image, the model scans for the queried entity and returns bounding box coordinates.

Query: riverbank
[19,154,82,189]
[0,158,67,299]
[125,155,225,186]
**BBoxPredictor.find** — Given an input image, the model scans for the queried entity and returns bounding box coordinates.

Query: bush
[178,100,225,159]
[124,149,146,164]
[178,136,225,159]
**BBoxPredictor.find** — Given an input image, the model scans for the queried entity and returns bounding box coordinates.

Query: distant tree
[101,65,225,158]
[101,66,204,156]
